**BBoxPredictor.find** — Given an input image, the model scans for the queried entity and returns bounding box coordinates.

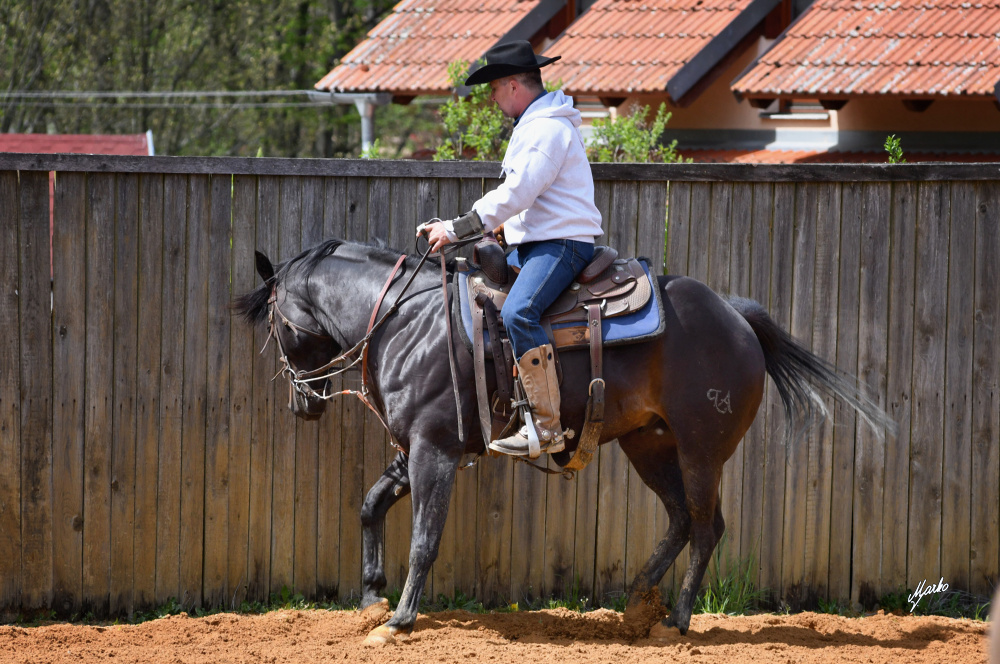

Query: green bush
[435,61,512,161]
[587,103,688,163]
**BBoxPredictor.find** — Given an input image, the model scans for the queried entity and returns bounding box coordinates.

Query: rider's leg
[490,239,593,457]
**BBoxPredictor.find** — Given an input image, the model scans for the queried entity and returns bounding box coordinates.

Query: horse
[233,237,891,644]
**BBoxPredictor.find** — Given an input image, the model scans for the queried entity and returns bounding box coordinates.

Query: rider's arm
[473,145,561,232]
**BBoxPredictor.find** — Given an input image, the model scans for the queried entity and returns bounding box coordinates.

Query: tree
[0,0,425,157]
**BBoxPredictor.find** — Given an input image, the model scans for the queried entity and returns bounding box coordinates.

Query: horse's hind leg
[667,449,726,635]
[360,452,411,612]
[618,430,691,611]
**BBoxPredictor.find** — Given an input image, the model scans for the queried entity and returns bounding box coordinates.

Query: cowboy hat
[464,40,560,86]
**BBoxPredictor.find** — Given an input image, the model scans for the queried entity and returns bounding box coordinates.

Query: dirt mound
[0,607,988,664]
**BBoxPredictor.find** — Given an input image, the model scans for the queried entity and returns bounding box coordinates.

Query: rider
[421,40,604,457]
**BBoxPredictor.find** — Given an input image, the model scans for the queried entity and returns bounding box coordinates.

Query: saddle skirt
[455,253,665,353]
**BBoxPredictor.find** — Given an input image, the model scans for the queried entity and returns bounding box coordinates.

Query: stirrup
[489,423,567,459]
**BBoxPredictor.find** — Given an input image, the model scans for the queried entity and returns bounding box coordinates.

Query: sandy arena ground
[0,606,990,664]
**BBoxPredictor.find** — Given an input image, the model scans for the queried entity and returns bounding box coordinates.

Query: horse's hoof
[362,624,397,647]
[358,598,391,623]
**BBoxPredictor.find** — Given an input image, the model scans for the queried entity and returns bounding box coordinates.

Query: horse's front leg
[360,452,411,614]
[363,441,458,645]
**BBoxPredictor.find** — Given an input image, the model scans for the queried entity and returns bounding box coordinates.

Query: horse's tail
[725,294,897,443]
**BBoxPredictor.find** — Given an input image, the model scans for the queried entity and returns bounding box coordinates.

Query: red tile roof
[733,0,1000,100]
[315,0,547,94]
[684,147,1000,162]
[543,0,763,98]
[0,133,152,155]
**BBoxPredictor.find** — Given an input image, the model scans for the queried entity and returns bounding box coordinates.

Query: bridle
[263,234,471,450]
[265,253,407,438]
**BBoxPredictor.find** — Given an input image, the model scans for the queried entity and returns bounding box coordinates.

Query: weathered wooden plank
[82,172,115,614]
[704,180,734,586]
[476,457,514,604]
[907,181,949,590]
[852,182,890,603]
[202,174,233,608]
[685,183,712,282]
[739,182,773,591]
[594,443,629,604]
[573,462,600,599]
[6,153,998,183]
[179,174,210,609]
[605,180,639,605]
[19,171,53,611]
[720,181,753,572]
[155,174,188,604]
[781,182,817,608]
[882,181,916,593]
[466,172,511,604]
[594,180,612,240]
[831,182,861,604]
[636,180,668,273]
[759,182,794,598]
[666,181,692,276]
[110,173,140,616]
[293,176,325,599]
[271,176,302,594]
[132,175,164,608]
[227,175,256,607]
[50,172,87,615]
[941,182,975,591]
[360,176,389,597]
[543,459,576,598]
[573,181,611,600]
[437,177,476,599]
[804,182,841,601]
[970,180,1000,596]
[134,173,164,610]
[0,172,21,616]
[247,175,279,602]
[337,176,370,600]
[385,177,417,593]
[317,177,346,598]
[511,462,547,603]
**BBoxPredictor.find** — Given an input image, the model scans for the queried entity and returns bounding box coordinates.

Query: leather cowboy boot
[490,344,568,457]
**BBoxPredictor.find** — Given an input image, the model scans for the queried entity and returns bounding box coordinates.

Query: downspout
[308,90,392,157]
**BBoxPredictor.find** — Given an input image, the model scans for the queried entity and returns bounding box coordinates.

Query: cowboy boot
[490,344,568,457]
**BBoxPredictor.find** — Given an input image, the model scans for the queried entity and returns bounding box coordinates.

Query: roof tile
[733,0,1000,97]
[315,0,538,93]
[542,0,757,95]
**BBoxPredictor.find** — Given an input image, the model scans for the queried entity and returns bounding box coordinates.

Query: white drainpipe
[308,91,392,157]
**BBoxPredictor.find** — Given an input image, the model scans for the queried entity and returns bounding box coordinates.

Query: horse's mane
[232,238,345,326]
[231,237,449,327]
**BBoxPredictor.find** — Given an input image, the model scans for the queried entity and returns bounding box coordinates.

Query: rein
[266,236,473,453]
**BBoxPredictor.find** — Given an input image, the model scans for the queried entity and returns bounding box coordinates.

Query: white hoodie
[471,91,604,245]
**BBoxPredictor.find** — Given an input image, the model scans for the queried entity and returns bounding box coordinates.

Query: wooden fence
[0,154,997,618]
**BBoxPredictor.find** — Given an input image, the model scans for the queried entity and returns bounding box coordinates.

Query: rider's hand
[417,220,453,253]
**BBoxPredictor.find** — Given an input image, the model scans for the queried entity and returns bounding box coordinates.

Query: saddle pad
[455,258,665,352]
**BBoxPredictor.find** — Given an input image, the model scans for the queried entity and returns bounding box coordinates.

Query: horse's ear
[255,250,275,284]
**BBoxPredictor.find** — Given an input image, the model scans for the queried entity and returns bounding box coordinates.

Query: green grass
[693,537,765,615]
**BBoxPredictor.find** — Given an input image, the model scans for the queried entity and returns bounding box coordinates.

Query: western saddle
[464,236,654,472]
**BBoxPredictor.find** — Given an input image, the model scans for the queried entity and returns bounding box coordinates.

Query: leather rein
[265,239,467,452]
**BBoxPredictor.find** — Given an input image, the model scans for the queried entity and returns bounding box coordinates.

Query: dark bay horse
[234,238,891,644]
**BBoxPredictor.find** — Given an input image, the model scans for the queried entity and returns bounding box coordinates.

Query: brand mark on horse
[707,388,733,414]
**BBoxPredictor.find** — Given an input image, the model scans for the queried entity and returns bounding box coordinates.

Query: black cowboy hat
[464,40,560,86]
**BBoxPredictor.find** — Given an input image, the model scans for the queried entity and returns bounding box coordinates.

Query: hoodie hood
[517,90,581,128]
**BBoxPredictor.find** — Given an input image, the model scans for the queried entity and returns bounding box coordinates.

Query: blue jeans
[503,240,594,360]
